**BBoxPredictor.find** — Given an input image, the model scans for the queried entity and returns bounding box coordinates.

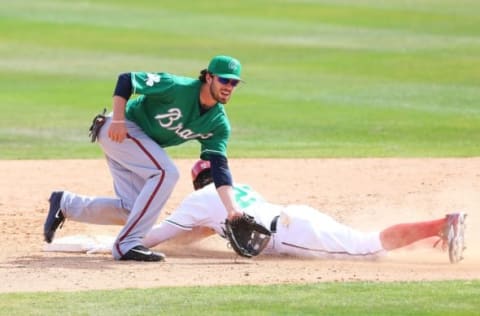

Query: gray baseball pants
[60,117,179,259]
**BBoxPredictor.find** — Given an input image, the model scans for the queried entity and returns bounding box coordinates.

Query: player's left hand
[224,213,271,258]
[108,121,128,143]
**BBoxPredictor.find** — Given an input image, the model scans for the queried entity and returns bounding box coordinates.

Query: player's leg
[379,218,445,250]
[273,206,385,259]
[60,190,129,225]
[44,146,142,243]
[380,213,467,263]
[99,118,179,260]
[143,222,189,247]
[44,188,128,243]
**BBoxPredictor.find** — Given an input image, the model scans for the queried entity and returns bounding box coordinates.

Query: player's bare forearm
[171,227,216,244]
[108,96,128,142]
[216,185,243,220]
[112,96,127,120]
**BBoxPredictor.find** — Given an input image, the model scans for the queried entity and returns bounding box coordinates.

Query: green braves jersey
[125,72,231,159]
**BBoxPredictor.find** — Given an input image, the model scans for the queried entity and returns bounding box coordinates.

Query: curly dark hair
[198,69,209,83]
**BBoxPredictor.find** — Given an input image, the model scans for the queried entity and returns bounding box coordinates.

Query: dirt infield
[0,158,479,293]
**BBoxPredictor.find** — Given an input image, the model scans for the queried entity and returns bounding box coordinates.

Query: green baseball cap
[207,55,242,80]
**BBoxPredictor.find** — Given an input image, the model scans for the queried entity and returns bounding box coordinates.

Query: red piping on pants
[115,134,165,257]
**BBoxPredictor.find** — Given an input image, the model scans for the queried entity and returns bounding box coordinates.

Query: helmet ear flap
[191,160,213,190]
[192,169,213,190]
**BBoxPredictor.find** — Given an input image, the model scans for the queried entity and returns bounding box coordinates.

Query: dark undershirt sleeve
[113,72,133,100]
[209,154,233,188]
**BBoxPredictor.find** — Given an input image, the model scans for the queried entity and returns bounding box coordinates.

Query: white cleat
[444,213,467,264]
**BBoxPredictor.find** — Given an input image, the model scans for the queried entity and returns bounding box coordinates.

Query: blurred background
[1,0,479,158]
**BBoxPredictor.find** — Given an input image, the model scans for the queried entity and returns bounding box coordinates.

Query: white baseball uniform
[145,183,386,259]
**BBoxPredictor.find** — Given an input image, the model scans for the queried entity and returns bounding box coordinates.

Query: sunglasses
[216,76,240,87]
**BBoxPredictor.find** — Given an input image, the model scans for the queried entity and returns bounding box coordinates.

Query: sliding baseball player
[142,160,466,262]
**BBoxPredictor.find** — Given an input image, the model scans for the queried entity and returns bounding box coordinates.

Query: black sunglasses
[216,76,240,87]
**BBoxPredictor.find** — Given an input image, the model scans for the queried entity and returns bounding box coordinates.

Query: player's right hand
[108,121,128,143]
[227,209,244,221]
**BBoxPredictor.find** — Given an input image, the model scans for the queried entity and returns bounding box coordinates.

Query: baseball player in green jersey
[43,55,245,261]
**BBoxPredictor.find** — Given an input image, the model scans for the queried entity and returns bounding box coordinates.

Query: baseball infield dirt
[0,158,479,293]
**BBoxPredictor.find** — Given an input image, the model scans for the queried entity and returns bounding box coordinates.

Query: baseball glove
[224,214,271,258]
[88,108,107,143]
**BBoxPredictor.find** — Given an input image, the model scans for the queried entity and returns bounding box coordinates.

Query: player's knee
[163,165,180,184]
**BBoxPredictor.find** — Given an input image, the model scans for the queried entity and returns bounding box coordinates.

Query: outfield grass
[1,0,479,158]
[1,281,479,315]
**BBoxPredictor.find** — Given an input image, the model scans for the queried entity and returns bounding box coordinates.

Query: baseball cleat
[120,245,165,262]
[44,191,65,243]
[442,213,467,264]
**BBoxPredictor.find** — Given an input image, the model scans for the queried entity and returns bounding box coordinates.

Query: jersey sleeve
[130,72,176,96]
[163,184,227,235]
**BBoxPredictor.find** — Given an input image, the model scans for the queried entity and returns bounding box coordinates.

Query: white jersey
[164,183,385,259]
[164,183,279,236]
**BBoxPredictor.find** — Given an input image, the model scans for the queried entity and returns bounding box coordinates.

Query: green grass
[1,0,479,158]
[1,281,479,315]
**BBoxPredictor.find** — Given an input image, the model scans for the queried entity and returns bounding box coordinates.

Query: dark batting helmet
[191,160,213,190]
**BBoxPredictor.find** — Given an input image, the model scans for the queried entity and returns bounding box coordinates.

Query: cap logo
[228,60,239,71]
